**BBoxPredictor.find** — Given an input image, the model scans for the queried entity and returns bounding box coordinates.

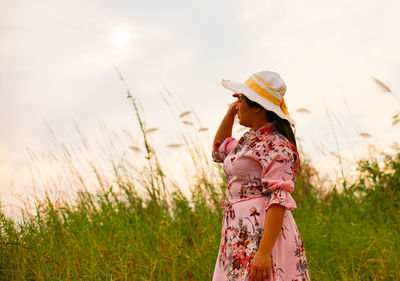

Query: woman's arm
[258,204,286,255]
[249,204,286,281]
[213,101,238,146]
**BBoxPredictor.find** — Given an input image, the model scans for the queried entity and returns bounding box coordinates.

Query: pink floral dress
[211,121,310,281]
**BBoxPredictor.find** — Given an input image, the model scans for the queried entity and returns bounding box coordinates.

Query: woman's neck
[249,117,270,131]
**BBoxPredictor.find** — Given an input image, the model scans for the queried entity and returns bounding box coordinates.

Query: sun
[114,30,131,47]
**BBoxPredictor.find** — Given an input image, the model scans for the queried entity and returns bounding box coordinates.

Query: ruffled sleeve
[254,138,299,212]
[212,137,238,163]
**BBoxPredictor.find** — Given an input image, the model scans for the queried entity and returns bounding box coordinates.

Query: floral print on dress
[212,121,310,281]
[294,231,309,279]
[219,198,266,281]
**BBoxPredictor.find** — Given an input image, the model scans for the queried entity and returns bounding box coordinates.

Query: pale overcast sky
[1,0,400,216]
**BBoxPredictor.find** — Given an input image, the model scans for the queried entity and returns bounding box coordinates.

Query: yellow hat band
[244,77,290,117]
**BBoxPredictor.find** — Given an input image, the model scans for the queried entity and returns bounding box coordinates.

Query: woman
[212,71,310,281]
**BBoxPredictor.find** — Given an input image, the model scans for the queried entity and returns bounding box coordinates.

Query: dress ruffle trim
[265,188,297,211]
[262,179,295,193]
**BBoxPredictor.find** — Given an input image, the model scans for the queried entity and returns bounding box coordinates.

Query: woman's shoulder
[254,129,297,155]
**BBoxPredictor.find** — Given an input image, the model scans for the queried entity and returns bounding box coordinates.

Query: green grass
[1,148,399,280]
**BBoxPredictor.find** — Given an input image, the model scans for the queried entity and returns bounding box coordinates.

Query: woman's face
[237,94,255,127]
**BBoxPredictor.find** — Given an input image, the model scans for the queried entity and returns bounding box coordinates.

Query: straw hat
[221,71,295,127]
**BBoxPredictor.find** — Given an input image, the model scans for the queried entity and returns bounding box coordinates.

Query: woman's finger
[265,268,270,280]
[256,269,262,281]
[248,267,256,281]
[262,269,269,281]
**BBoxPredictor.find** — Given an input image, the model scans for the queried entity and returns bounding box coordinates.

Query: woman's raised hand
[213,94,240,146]
[227,98,239,117]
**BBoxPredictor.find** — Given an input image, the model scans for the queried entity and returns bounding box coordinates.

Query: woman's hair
[242,95,298,151]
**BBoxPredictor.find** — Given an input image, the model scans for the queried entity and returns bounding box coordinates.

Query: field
[1,81,399,280]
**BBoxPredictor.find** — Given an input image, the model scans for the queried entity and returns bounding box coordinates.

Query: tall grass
[1,75,399,280]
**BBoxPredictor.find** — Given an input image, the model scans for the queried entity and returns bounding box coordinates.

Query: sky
[1,0,400,217]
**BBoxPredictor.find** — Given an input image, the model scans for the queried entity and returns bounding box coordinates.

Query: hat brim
[221,79,295,126]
